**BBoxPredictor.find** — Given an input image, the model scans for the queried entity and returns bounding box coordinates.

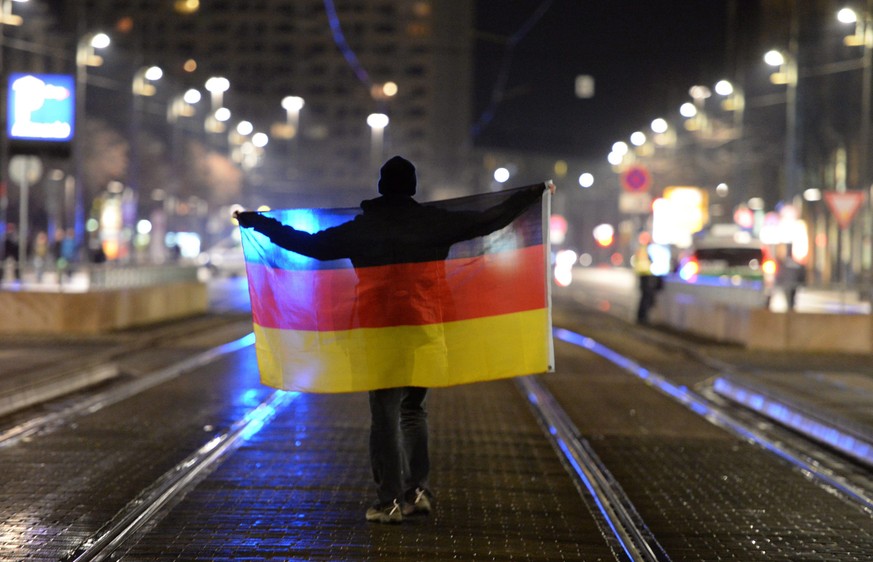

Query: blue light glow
[240,391,299,441]
[713,377,873,468]
[555,436,636,562]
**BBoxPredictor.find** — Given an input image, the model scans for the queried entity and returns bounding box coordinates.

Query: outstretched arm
[234,211,350,261]
[456,182,553,241]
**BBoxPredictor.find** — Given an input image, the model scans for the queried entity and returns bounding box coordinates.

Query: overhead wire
[472,0,555,138]
[323,0,372,88]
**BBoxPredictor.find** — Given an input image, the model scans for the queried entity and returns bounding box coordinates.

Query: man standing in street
[236,156,553,523]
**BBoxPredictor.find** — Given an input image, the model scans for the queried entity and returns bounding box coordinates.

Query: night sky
[473,0,733,160]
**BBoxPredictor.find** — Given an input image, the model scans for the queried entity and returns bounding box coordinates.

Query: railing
[85,263,201,289]
[1,260,202,292]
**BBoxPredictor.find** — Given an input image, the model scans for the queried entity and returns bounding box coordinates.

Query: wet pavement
[0,282,872,560]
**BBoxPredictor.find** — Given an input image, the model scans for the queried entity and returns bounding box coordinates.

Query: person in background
[634,236,660,324]
[2,223,21,283]
[32,231,49,282]
[775,245,806,311]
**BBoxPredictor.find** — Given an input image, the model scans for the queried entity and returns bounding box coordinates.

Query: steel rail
[65,389,298,562]
[0,333,255,447]
[518,375,669,562]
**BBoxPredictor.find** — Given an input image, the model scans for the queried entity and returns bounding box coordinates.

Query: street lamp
[281,95,304,136]
[204,76,229,110]
[281,95,304,178]
[204,77,230,136]
[0,0,26,26]
[130,66,162,239]
[764,47,798,203]
[836,7,872,191]
[714,79,746,210]
[132,65,162,96]
[167,88,201,124]
[0,0,27,252]
[73,31,110,248]
[367,113,389,170]
[837,5,873,285]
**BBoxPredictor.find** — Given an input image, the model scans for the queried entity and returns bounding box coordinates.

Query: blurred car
[678,238,776,287]
[198,234,246,276]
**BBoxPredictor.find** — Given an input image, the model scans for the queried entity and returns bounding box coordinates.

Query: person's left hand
[547,181,557,194]
[233,210,254,228]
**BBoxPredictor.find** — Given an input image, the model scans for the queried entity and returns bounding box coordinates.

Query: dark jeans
[368,386,429,505]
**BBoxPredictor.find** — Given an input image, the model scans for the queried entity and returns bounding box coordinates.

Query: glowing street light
[132,65,162,96]
[236,120,253,136]
[280,96,305,179]
[650,118,668,134]
[214,107,231,122]
[252,132,269,148]
[167,88,201,123]
[839,7,858,24]
[0,0,26,26]
[281,95,305,140]
[204,76,230,109]
[679,102,697,118]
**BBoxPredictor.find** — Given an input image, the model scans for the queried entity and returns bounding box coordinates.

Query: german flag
[239,184,553,393]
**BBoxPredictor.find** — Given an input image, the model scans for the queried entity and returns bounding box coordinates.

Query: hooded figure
[378,155,417,197]
[236,156,550,523]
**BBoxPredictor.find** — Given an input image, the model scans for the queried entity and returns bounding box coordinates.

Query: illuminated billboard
[7,73,75,143]
[652,186,709,248]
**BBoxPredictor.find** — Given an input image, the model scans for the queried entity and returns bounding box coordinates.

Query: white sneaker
[365,499,403,524]
[402,487,432,516]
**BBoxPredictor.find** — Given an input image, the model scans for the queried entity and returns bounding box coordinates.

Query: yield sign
[823,190,865,229]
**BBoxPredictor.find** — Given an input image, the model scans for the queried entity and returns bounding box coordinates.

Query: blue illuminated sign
[7,73,75,143]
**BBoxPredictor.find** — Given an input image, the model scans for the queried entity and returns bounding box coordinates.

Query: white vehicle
[678,236,776,288]
[199,234,246,276]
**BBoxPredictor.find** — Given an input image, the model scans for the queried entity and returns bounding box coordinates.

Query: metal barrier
[85,263,201,289]
[1,261,201,292]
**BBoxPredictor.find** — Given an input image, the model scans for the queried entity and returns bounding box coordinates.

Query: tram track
[0,313,253,430]
[0,332,255,448]
[555,322,873,511]
[4,305,872,560]
[64,389,299,562]
[529,324,873,562]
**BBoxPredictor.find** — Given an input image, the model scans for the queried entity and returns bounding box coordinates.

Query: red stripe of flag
[248,244,546,331]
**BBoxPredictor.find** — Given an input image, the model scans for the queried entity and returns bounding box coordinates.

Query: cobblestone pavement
[1,298,872,560]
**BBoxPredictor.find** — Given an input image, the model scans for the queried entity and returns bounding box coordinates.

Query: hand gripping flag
[239,183,554,393]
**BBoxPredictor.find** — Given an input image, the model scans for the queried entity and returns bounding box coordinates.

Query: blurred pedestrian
[775,247,805,311]
[2,223,21,283]
[634,239,661,324]
[32,231,49,282]
[55,229,77,281]
[236,155,553,524]
[92,244,107,264]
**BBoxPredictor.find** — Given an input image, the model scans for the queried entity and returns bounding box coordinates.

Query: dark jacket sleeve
[449,183,546,243]
[236,212,353,261]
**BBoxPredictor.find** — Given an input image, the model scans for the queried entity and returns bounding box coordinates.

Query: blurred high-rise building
[68,0,474,207]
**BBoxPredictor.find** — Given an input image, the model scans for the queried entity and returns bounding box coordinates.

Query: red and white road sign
[823,190,865,229]
[620,165,651,193]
